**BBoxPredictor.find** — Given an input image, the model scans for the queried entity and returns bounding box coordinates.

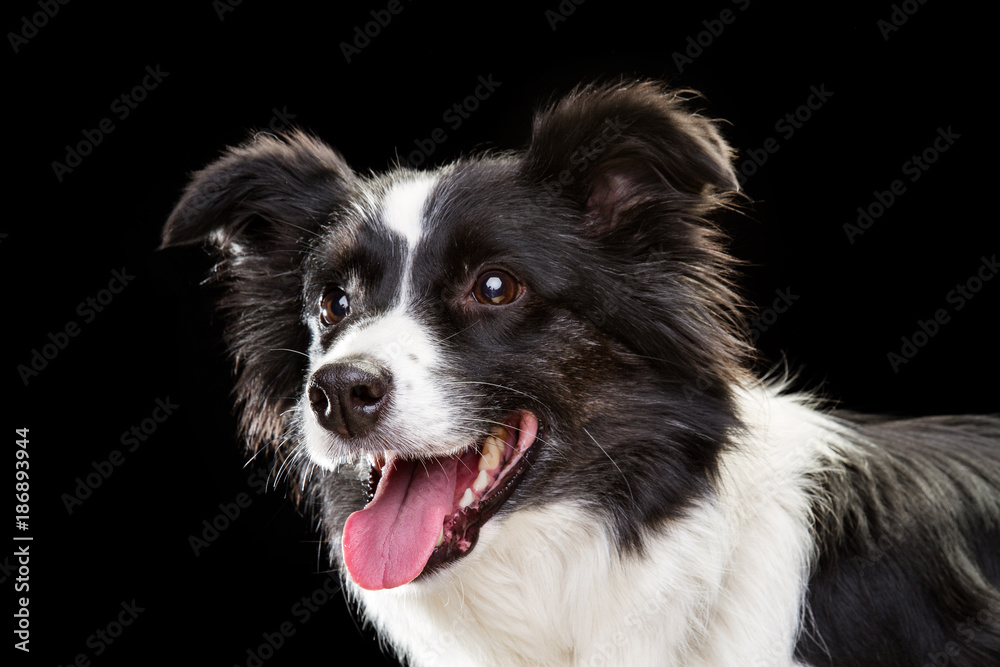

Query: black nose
[308,361,392,438]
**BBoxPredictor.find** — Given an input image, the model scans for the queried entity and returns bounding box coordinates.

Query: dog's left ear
[523,81,738,234]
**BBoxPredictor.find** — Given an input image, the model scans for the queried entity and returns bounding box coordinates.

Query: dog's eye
[473,270,521,306]
[320,287,350,325]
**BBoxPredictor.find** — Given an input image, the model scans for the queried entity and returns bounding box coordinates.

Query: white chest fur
[346,387,844,667]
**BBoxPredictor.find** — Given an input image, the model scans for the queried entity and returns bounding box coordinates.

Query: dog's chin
[338,411,543,591]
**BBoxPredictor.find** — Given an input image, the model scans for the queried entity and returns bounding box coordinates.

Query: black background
[8,1,996,665]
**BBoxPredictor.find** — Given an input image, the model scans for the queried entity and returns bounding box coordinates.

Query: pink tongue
[342,455,458,590]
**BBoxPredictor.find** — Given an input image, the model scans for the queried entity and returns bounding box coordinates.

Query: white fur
[303,305,478,469]
[302,173,488,469]
[345,384,856,666]
[381,175,434,250]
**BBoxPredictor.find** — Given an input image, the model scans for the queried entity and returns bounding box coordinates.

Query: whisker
[270,347,310,359]
[583,426,637,510]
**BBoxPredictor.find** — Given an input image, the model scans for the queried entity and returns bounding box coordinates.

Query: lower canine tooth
[459,487,475,508]
[436,526,445,547]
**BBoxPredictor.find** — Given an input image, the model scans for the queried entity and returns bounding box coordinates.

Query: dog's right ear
[161,130,356,459]
[161,129,356,258]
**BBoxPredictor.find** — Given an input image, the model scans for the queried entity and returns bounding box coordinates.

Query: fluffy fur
[161,81,1000,666]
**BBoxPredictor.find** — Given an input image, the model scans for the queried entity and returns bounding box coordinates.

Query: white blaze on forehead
[380,174,438,252]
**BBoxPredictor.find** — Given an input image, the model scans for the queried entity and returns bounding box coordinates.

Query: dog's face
[162,82,749,591]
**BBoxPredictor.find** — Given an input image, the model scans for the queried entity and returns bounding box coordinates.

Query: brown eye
[473,270,521,306]
[320,287,350,325]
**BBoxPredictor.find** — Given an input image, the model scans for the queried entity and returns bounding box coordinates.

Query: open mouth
[341,411,541,591]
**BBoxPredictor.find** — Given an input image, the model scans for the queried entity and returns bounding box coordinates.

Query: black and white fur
[162,82,1000,666]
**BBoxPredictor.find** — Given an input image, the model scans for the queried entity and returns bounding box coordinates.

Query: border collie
[161,81,1000,666]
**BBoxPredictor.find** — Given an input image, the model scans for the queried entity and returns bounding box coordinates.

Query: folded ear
[522,81,739,234]
[162,128,356,256]
[162,130,356,457]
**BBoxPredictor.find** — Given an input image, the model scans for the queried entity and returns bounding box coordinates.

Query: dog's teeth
[459,487,475,509]
[479,434,505,471]
[472,469,490,492]
[436,525,445,547]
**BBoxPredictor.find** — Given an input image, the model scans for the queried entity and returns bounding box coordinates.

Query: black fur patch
[796,415,1000,666]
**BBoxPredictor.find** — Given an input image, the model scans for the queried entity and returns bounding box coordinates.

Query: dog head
[162,81,747,591]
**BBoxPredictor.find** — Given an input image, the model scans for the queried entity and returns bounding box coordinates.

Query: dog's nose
[308,361,392,438]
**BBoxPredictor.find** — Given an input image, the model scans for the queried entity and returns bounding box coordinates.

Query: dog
[161,81,1000,666]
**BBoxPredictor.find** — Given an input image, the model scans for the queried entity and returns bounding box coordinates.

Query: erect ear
[161,130,356,457]
[522,82,749,393]
[522,81,739,234]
